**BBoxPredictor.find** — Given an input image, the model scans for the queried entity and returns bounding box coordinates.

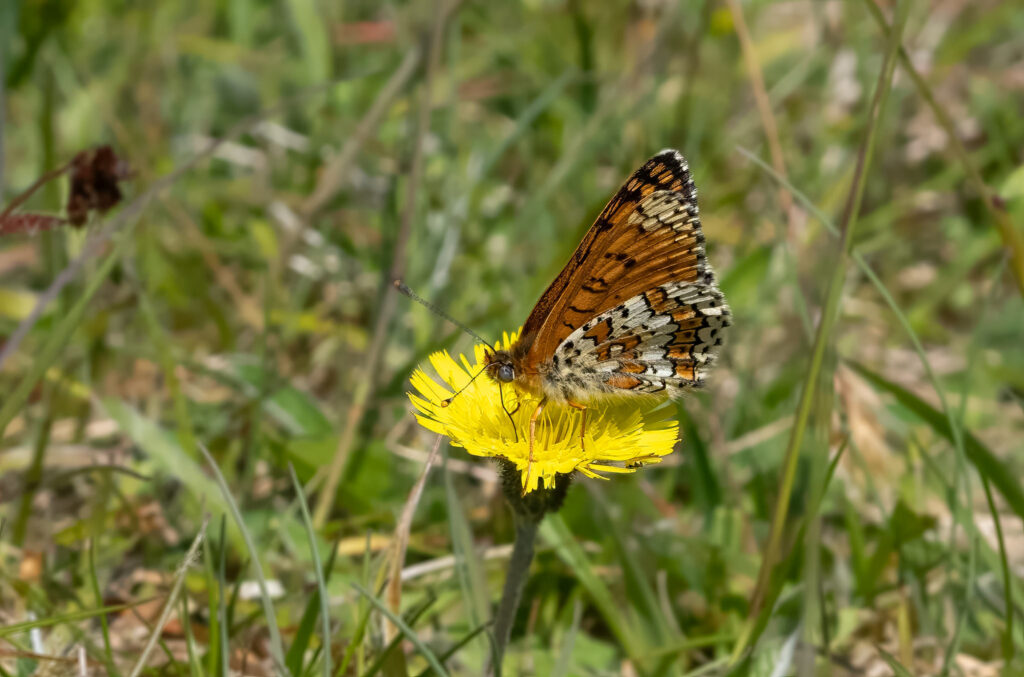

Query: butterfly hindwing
[510,149,729,399]
[545,281,730,398]
[503,147,729,399]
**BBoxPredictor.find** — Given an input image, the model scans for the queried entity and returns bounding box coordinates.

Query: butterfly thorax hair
[483,340,545,398]
[485,337,636,403]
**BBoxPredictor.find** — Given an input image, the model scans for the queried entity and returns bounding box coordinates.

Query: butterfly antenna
[440,365,487,407]
[394,280,495,351]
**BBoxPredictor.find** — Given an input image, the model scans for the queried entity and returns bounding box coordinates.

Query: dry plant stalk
[312,0,462,528]
[384,434,443,641]
[724,0,801,240]
[0,145,132,237]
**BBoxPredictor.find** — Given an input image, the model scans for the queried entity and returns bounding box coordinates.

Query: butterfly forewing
[513,149,730,400]
[518,151,698,356]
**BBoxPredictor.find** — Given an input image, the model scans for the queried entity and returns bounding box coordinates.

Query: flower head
[408,329,680,493]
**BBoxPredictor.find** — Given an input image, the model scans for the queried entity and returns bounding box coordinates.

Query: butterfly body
[485,149,730,408]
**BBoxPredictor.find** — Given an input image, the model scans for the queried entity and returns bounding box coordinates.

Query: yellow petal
[406,328,680,493]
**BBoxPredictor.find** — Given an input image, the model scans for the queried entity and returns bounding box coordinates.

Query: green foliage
[2,0,1023,675]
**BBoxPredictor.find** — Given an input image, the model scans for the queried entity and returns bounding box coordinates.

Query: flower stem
[491,514,538,669]
[490,462,572,674]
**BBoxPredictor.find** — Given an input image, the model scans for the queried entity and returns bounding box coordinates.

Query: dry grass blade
[0,212,67,236]
[862,0,1024,298]
[0,162,71,221]
[312,0,461,528]
[724,0,798,239]
[731,0,909,661]
[126,517,208,677]
[300,48,422,220]
[385,434,444,642]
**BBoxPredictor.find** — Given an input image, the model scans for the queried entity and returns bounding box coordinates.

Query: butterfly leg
[566,400,587,455]
[499,383,521,443]
[524,397,547,494]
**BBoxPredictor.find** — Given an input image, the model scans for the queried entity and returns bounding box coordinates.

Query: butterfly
[481,149,731,488]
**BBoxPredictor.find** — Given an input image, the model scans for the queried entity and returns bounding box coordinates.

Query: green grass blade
[197,442,290,676]
[731,0,907,660]
[413,622,491,677]
[739,441,848,661]
[877,648,915,677]
[849,361,1024,521]
[861,0,1024,298]
[336,535,380,677]
[127,520,208,677]
[287,463,333,677]
[181,595,203,677]
[475,70,576,182]
[980,475,1015,661]
[102,399,243,551]
[202,519,227,677]
[361,595,436,677]
[284,0,331,84]
[136,280,199,458]
[350,583,450,677]
[741,116,1003,668]
[540,514,646,663]
[0,237,127,440]
[286,539,341,677]
[552,600,582,677]
[87,540,118,677]
[678,405,722,516]
[586,484,677,646]
[442,445,491,661]
[0,598,157,638]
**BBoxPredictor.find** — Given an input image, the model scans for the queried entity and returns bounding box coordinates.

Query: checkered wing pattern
[513,150,730,400]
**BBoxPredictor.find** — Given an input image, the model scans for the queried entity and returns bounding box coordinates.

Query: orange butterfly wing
[515,150,723,381]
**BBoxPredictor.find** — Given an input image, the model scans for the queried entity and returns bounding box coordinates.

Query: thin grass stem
[731,0,909,660]
[126,519,208,677]
[87,541,117,677]
[198,443,289,676]
[861,0,1024,297]
[350,583,451,677]
[288,464,333,677]
[313,0,459,528]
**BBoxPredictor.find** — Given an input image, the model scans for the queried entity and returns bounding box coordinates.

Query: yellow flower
[408,329,680,493]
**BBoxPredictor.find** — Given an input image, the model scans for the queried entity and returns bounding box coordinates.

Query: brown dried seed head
[66,145,133,227]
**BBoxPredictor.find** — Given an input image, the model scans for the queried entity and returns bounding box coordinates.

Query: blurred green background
[1,0,1023,675]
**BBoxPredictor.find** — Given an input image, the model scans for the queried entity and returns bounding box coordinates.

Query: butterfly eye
[498,364,515,382]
